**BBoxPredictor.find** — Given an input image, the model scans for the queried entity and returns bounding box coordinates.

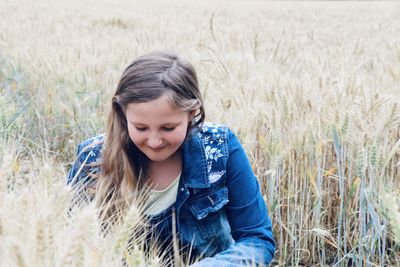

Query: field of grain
[0,0,399,266]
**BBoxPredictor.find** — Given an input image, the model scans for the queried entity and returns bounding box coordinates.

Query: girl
[67,50,275,266]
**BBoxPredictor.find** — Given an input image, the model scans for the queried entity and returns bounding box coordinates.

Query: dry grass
[1,0,400,266]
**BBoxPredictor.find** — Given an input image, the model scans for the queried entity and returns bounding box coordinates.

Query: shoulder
[67,134,105,185]
[193,122,240,146]
[192,122,237,162]
[193,123,246,161]
[195,122,231,139]
[76,134,105,156]
[74,134,105,165]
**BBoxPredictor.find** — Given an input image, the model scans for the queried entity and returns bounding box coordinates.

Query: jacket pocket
[189,187,229,220]
[188,187,229,239]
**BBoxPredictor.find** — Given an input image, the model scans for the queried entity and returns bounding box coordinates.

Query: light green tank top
[143,173,181,216]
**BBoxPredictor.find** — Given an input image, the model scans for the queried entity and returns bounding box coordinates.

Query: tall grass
[1,0,399,266]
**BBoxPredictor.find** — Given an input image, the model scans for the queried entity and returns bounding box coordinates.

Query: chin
[144,152,171,162]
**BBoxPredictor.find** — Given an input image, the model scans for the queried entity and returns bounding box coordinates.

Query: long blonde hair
[96,51,205,224]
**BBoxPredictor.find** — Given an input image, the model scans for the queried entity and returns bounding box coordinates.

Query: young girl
[67,51,275,266]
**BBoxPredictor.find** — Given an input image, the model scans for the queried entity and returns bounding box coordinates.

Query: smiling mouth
[149,146,166,151]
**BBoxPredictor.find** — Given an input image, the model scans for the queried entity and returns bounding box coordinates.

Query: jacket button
[180,187,185,191]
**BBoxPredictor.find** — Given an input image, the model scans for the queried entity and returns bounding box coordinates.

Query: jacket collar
[181,129,210,188]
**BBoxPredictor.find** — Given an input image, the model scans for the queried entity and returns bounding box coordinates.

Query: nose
[147,134,164,148]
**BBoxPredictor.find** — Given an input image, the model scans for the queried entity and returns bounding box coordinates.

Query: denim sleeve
[191,129,275,266]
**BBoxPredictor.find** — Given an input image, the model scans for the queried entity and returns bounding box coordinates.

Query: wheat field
[0,0,399,266]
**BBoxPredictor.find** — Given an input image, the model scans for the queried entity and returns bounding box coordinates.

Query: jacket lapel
[181,131,210,188]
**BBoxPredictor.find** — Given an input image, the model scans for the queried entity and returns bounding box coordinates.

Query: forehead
[125,94,187,123]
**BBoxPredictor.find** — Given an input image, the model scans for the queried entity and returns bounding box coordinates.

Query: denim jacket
[67,123,275,266]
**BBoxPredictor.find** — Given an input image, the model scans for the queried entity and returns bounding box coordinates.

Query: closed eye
[162,127,175,132]
[135,127,175,132]
[135,127,147,132]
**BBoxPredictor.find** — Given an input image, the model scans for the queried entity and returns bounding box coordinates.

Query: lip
[149,146,166,151]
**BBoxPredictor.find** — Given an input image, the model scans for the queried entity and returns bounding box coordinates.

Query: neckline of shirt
[144,172,182,193]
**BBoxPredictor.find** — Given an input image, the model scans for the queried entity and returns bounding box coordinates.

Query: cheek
[127,125,143,145]
[166,129,187,145]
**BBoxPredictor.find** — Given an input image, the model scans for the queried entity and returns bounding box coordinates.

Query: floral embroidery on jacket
[209,170,226,183]
[205,146,223,161]
[205,145,223,173]
[199,123,226,174]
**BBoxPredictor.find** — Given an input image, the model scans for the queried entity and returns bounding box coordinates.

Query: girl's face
[125,94,193,163]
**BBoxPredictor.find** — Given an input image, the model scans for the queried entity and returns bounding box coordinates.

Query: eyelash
[135,127,175,132]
